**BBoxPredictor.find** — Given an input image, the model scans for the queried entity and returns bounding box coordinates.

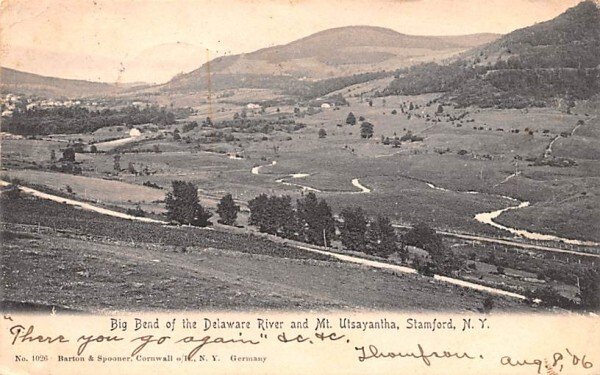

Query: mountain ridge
[0,66,134,98]
[166,26,500,90]
[384,0,600,108]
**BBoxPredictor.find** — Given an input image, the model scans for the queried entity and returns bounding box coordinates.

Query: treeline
[285,71,391,99]
[3,105,176,135]
[170,71,390,100]
[248,192,405,259]
[215,117,304,134]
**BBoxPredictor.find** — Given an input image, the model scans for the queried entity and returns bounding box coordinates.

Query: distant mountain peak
[166,26,500,89]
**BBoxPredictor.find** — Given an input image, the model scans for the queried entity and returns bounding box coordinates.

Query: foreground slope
[0,196,530,312]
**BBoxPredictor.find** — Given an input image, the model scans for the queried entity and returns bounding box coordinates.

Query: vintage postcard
[0,0,599,374]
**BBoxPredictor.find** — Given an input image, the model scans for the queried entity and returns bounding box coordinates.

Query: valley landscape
[1,0,599,314]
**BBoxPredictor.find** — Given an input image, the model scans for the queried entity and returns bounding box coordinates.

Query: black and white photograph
[1,0,599,316]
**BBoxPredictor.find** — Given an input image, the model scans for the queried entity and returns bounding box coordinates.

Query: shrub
[482,296,494,313]
[126,205,146,217]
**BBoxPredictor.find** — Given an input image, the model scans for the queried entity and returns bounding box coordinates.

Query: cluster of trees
[248,192,403,258]
[214,118,304,134]
[3,105,176,135]
[165,181,240,228]
[285,71,390,99]
[403,222,464,276]
[345,113,374,138]
[360,122,374,139]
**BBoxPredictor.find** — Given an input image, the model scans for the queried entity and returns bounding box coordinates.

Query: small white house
[246,103,261,110]
[321,103,332,109]
[129,128,142,137]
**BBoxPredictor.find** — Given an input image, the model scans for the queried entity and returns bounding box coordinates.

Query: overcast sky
[0,0,583,83]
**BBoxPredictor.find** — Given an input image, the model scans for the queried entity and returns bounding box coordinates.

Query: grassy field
[1,169,167,214]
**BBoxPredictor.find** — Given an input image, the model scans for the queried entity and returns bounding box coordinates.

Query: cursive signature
[355,343,479,366]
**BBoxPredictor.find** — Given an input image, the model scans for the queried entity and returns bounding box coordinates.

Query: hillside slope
[384,1,600,108]
[0,67,122,98]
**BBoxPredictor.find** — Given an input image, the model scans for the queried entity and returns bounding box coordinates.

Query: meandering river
[424,180,599,247]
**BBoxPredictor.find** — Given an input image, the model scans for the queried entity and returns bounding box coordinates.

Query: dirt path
[293,245,529,300]
[544,135,560,158]
[0,180,166,224]
[542,116,594,158]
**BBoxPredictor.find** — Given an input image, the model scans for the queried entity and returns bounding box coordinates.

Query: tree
[404,222,440,249]
[267,195,297,238]
[366,216,399,258]
[339,206,368,251]
[248,194,296,238]
[360,122,374,139]
[296,192,335,246]
[90,145,98,153]
[346,112,356,126]
[436,104,444,114]
[248,194,269,231]
[233,112,240,120]
[128,162,137,175]
[113,154,121,172]
[50,149,56,163]
[204,117,213,126]
[62,148,76,162]
[165,180,212,227]
[217,193,240,226]
[173,129,181,140]
[318,129,327,138]
[404,222,463,275]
